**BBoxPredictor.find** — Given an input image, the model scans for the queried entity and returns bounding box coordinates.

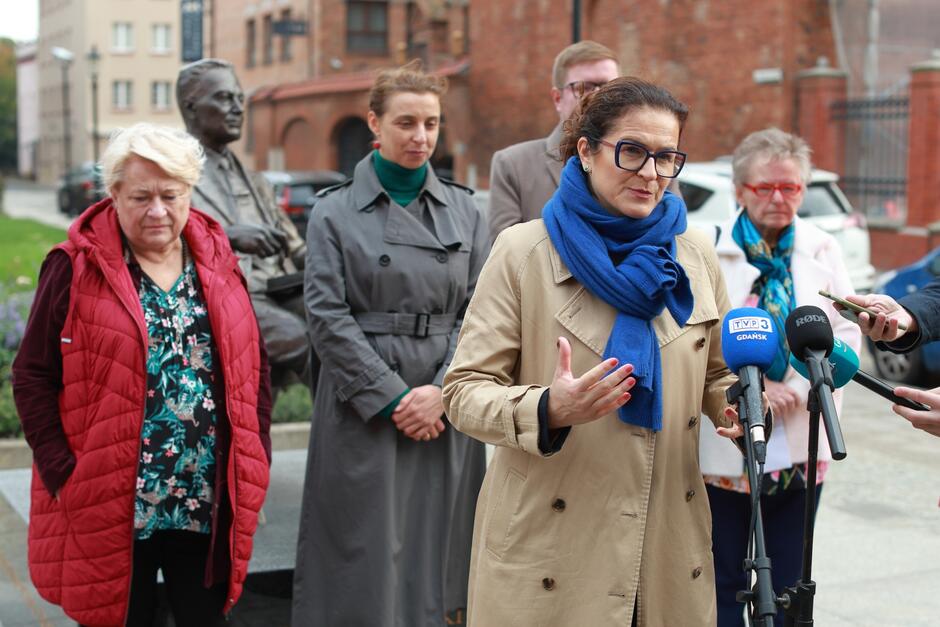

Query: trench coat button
[431,307,443,314]
[695,336,707,350]
[688,416,698,429]
[692,566,703,579]
[685,489,696,502]
[542,577,556,590]
[551,498,566,512]
[379,254,391,266]
[435,252,448,264]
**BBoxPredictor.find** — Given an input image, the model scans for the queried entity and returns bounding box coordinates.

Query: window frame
[112,80,133,111]
[151,23,171,55]
[346,1,388,55]
[111,22,134,53]
[151,80,171,111]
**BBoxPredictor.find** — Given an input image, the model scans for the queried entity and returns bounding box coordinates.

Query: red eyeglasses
[742,182,804,198]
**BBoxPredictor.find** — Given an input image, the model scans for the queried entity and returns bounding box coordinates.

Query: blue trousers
[706,483,823,627]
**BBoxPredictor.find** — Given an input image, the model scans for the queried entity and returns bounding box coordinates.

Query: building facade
[37,0,184,184]
[16,41,39,179]
[212,0,834,186]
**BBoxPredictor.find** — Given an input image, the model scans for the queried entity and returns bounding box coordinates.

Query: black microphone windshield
[785,305,834,359]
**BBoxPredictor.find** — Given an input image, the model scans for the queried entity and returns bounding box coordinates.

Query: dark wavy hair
[558,77,689,161]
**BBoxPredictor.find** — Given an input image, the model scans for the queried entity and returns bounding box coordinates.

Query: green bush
[272,383,313,423]
[0,347,20,438]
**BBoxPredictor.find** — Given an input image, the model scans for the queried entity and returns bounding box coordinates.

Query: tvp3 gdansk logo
[728,316,773,341]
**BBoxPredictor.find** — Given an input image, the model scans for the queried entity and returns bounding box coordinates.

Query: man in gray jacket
[177,59,309,390]
[487,41,620,240]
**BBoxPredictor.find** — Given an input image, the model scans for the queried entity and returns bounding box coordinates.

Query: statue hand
[226,224,288,258]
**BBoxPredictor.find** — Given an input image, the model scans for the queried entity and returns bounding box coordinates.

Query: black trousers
[125,530,228,627]
[707,483,823,627]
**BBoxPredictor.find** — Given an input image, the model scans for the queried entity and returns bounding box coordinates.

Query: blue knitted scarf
[543,157,694,431]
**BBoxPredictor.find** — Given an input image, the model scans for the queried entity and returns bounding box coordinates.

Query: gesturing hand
[839,294,915,342]
[226,224,289,258]
[392,385,446,442]
[546,337,636,430]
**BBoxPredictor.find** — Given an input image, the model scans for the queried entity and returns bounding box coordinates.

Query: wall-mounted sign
[273,20,309,36]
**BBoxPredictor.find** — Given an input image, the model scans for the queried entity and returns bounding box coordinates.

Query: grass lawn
[0,215,67,292]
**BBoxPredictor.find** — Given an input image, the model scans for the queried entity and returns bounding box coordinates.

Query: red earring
[372,140,381,149]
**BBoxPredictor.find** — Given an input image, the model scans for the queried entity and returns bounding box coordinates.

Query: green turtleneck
[372,149,428,208]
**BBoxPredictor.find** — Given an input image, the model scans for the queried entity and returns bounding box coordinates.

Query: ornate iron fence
[830,95,909,220]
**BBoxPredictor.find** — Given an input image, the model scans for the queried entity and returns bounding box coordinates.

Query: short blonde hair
[732,127,813,185]
[101,123,205,195]
[552,40,619,89]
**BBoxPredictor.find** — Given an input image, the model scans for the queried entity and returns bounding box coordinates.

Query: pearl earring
[582,163,591,173]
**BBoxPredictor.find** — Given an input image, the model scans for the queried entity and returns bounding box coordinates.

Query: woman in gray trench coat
[292,63,489,626]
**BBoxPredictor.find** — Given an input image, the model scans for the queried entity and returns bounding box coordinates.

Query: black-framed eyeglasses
[563,80,607,97]
[592,138,687,178]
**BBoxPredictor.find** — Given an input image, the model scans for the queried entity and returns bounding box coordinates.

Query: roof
[251,57,471,104]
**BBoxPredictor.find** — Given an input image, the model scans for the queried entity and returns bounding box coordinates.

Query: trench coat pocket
[484,467,526,559]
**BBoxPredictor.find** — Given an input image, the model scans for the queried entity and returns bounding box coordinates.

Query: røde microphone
[784,306,847,460]
[722,307,778,465]
[788,338,930,411]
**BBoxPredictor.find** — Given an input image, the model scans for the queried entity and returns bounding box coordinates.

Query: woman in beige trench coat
[443,78,743,627]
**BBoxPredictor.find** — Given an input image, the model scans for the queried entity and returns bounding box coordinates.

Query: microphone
[784,306,847,460]
[788,339,929,411]
[721,307,778,465]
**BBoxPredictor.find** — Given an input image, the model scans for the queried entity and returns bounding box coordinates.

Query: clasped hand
[392,385,446,442]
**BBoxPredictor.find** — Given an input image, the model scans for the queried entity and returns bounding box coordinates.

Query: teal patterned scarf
[731,212,795,381]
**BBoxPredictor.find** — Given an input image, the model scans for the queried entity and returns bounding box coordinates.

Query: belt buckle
[414,313,431,338]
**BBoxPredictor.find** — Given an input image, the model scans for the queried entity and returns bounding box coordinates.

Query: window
[280,8,292,62]
[151,23,171,54]
[112,80,133,110]
[246,19,256,67]
[262,14,273,65]
[347,1,387,54]
[151,81,171,110]
[112,22,134,53]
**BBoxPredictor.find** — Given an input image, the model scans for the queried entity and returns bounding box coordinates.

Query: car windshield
[289,184,317,205]
[798,183,847,218]
[676,181,714,213]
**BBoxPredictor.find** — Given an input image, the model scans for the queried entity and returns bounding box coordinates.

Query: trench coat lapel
[548,235,720,358]
[351,155,464,252]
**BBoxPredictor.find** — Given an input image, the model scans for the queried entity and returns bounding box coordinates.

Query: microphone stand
[782,356,845,625]
[726,379,777,627]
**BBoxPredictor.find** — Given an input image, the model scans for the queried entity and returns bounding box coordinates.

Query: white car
[673,160,876,291]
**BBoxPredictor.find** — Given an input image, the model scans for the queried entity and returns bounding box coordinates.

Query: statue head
[176,58,245,153]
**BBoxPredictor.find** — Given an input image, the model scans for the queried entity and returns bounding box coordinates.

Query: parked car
[866,247,940,385]
[57,162,106,216]
[262,170,347,232]
[672,160,876,292]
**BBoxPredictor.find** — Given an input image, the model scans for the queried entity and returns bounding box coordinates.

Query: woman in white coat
[698,128,862,627]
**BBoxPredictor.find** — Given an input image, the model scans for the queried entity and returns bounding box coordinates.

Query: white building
[37,0,185,184]
[16,41,39,179]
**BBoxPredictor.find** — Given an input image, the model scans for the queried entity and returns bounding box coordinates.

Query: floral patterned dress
[134,259,219,539]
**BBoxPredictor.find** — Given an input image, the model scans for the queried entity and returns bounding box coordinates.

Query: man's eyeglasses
[563,80,607,97]
[592,138,687,178]
[742,182,804,198]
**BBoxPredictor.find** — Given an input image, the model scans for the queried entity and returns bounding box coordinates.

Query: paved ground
[1,180,939,626]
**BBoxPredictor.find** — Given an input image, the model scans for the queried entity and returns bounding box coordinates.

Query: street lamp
[86,45,101,164]
[51,46,75,177]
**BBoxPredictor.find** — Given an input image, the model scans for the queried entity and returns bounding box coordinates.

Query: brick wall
[464,0,836,185]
